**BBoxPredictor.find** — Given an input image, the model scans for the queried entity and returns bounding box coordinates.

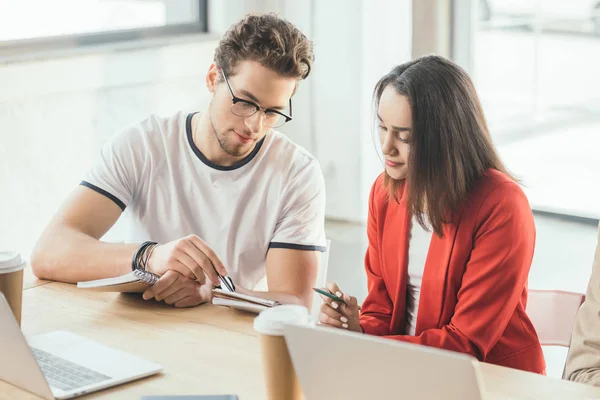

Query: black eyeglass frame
[220,69,293,128]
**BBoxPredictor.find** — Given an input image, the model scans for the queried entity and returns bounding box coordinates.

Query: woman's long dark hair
[374,55,513,236]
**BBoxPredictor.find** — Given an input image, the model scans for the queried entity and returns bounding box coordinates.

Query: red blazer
[359,169,545,374]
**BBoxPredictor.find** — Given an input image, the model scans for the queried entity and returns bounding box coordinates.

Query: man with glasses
[31,13,326,309]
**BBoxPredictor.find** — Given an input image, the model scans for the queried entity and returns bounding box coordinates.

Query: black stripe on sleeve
[80,181,126,211]
[269,242,327,252]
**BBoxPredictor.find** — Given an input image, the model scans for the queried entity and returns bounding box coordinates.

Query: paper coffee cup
[0,251,26,326]
[254,305,309,400]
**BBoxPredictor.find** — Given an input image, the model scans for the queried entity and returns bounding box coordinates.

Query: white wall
[310,1,363,221]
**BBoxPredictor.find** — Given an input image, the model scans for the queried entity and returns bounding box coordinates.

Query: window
[0,0,207,56]
[468,0,600,219]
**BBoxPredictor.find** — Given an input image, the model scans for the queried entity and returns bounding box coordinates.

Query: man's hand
[146,235,227,286]
[142,270,213,308]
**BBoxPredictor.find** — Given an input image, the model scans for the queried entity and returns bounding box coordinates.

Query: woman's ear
[206,63,219,93]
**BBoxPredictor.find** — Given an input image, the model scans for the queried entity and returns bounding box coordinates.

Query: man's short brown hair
[214,13,314,80]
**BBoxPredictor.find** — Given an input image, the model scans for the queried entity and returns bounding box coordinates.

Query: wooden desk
[4,282,265,399]
[3,282,600,400]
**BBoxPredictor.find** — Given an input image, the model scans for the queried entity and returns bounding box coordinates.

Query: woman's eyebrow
[377,114,411,131]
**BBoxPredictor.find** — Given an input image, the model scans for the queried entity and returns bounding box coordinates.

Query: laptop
[284,324,486,400]
[0,293,162,399]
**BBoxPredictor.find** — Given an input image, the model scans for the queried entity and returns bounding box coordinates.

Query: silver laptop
[284,324,486,400]
[0,293,162,399]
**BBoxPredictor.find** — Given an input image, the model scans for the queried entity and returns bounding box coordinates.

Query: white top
[82,111,327,289]
[405,216,432,336]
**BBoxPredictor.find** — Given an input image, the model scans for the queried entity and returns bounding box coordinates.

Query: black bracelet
[142,243,157,271]
[131,241,157,271]
[140,242,158,271]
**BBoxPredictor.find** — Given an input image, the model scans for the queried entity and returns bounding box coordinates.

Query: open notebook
[78,271,281,313]
[212,288,280,314]
[77,270,159,293]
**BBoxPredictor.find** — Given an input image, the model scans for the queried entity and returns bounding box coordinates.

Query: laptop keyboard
[32,347,111,392]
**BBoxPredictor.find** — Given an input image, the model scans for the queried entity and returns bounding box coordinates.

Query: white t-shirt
[82,111,327,289]
[405,216,432,336]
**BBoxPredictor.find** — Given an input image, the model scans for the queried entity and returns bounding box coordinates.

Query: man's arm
[32,186,227,285]
[32,116,229,286]
[234,248,320,308]
[31,186,138,283]
[564,223,600,385]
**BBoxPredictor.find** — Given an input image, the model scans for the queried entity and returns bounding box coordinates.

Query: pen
[209,259,235,292]
[218,272,235,292]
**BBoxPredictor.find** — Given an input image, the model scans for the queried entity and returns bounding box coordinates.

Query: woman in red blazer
[318,55,545,374]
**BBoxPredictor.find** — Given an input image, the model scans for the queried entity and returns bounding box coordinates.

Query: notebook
[212,288,281,314]
[76,270,159,293]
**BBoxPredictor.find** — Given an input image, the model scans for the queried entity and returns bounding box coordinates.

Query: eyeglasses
[221,69,292,129]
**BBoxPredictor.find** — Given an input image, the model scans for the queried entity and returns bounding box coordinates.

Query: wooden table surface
[2,272,600,400]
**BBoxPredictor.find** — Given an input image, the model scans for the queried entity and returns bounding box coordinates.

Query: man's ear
[206,63,219,93]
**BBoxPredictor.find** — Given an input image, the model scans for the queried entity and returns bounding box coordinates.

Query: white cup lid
[0,251,25,273]
[253,305,310,335]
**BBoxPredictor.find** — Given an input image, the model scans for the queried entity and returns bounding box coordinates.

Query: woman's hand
[318,281,362,333]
